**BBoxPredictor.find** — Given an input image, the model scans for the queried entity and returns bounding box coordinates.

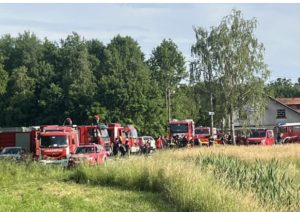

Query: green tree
[60,32,97,124]
[99,35,165,135]
[147,39,187,122]
[3,66,36,126]
[37,83,64,124]
[266,78,297,97]
[191,10,269,144]
[0,55,8,95]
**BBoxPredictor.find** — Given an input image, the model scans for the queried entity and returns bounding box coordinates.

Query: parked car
[0,147,26,160]
[68,144,108,167]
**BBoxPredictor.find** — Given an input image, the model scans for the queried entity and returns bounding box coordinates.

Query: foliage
[0,55,8,95]
[191,10,270,141]
[266,77,300,98]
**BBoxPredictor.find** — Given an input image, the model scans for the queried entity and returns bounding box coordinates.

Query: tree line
[0,10,298,137]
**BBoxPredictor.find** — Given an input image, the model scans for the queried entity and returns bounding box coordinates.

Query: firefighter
[276,133,283,144]
[144,140,151,155]
[92,115,100,125]
[155,136,162,149]
[63,117,72,126]
[208,136,214,146]
[112,137,120,156]
[119,136,127,156]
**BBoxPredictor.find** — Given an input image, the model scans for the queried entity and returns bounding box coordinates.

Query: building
[276,98,300,113]
[234,96,300,129]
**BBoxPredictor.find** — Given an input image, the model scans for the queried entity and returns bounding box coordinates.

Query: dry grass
[164,144,300,161]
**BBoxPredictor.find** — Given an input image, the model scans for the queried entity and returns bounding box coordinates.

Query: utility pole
[210,92,214,139]
[168,88,171,121]
[166,87,171,122]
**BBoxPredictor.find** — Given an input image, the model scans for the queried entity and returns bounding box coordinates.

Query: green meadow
[1,145,299,212]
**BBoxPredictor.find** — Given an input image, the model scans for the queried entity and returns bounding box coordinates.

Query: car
[68,144,108,167]
[0,147,26,160]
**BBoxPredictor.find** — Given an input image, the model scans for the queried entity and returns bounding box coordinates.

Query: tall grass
[0,159,172,212]
[193,154,300,211]
[1,145,299,211]
[68,157,265,212]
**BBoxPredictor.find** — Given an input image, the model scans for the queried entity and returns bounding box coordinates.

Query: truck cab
[39,125,79,166]
[168,119,195,147]
[78,124,110,152]
[107,123,139,153]
[194,127,217,145]
[246,129,275,145]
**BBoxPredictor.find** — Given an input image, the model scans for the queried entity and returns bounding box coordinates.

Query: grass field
[1,144,299,212]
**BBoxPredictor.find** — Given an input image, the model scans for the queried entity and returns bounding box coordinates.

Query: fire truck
[275,123,300,144]
[39,125,79,165]
[107,123,140,153]
[78,123,110,152]
[0,126,40,157]
[246,128,275,145]
[167,119,195,147]
[194,127,218,145]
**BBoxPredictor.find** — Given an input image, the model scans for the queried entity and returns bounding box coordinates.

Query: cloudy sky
[0,4,299,82]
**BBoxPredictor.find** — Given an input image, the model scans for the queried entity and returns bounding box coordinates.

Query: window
[293,126,300,133]
[276,109,286,119]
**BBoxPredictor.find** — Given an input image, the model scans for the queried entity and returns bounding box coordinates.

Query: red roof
[276,98,300,105]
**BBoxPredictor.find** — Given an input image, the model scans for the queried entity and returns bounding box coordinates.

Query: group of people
[111,136,129,157]
[111,136,154,157]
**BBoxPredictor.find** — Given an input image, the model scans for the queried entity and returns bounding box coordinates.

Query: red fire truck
[107,123,140,153]
[78,123,110,152]
[0,126,40,157]
[194,127,218,145]
[275,123,300,144]
[39,125,79,165]
[168,119,195,147]
[246,128,275,145]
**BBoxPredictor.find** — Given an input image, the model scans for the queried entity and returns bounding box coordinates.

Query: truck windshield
[130,129,138,138]
[75,146,94,154]
[100,129,109,138]
[170,124,188,133]
[40,135,68,148]
[195,129,209,135]
[250,130,266,138]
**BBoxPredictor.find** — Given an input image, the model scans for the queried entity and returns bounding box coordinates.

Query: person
[119,136,127,156]
[220,135,225,145]
[227,134,232,144]
[92,115,100,125]
[125,140,130,156]
[208,136,214,147]
[276,133,282,144]
[112,138,120,156]
[63,117,72,126]
[156,136,162,149]
[144,140,151,154]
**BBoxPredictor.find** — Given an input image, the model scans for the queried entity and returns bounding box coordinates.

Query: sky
[0,3,299,82]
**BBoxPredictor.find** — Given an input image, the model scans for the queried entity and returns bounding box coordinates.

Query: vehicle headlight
[261,139,266,143]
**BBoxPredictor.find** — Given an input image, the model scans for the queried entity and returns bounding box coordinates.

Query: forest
[0,10,299,136]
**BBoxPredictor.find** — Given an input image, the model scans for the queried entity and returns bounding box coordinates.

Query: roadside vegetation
[1,145,299,211]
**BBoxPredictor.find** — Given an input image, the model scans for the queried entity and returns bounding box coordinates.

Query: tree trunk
[210,91,214,138]
[229,104,236,145]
